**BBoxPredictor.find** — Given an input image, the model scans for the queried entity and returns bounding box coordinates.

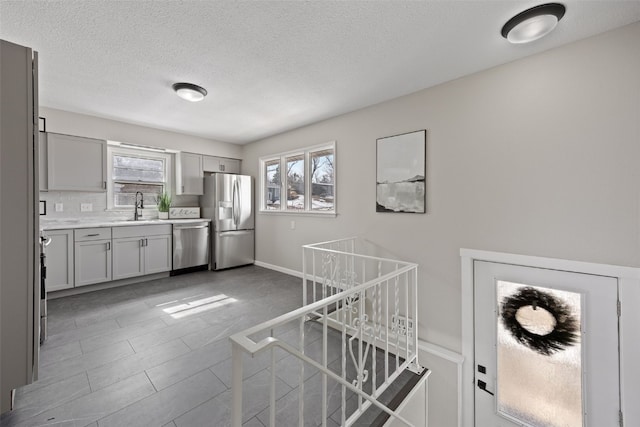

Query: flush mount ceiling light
[172,82,207,102]
[501,3,566,44]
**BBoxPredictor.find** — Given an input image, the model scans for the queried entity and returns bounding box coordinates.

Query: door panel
[474,261,619,427]
[145,234,172,274]
[214,230,254,270]
[74,240,111,286]
[235,174,254,230]
[215,173,236,231]
[112,237,144,280]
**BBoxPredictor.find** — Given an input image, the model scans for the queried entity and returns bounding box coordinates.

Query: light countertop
[41,217,210,231]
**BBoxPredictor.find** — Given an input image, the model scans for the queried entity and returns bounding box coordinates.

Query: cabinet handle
[106,242,111,251]
[182,185,185,193]
[103,181,107,189]
[140,238,144,247]
[145,238,148,246]
[86,233,100,237]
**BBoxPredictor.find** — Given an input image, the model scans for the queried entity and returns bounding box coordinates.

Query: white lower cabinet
[45,229,74,291]
[74,227,112,287]
[144,234,173,274]
[46,224,172,291]
[112,224,172,280]
[112,237,144,280]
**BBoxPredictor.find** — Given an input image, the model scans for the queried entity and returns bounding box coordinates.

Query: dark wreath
[500,287,579,356]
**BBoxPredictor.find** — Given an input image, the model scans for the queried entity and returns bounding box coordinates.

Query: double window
[260,142,335,214]
[107,145,172,210]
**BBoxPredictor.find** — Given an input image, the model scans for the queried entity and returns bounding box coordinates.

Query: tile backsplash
[40,191,199,220]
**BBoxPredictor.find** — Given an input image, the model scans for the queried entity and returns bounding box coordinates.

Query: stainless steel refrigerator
[200,173,254,270]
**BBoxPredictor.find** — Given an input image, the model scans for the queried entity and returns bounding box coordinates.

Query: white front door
[474,261,620,427]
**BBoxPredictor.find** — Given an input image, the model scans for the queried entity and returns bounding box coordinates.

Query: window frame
[259,141,336,216]
[107,145,173,211]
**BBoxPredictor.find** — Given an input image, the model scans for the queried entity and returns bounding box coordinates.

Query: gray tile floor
[0,266,305,427]
[1,266,414,427]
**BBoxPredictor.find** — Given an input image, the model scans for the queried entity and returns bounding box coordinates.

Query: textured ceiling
[2,1,640,144]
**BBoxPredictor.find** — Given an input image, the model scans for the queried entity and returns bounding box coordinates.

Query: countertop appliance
[0,39,40,413]
[172,221,209,271]
[200,173,254,270]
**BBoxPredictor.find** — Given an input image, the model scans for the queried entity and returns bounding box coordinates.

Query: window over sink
[107,145,172,210]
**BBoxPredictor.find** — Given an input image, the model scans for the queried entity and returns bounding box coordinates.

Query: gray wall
[242,22,640,426]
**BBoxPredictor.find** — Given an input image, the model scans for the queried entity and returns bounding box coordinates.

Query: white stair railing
[230,238,423,427]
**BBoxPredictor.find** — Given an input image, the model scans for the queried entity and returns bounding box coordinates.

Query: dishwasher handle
[173,224,209,230]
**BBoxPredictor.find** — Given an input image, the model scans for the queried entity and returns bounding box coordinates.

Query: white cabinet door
[202,155,219,173]
[219,158,240,174]
[112,237,145,280]
[202,155,241,174]
[144,234,172,274]
[47,132,107,192]
[176,152,203,195]
[45,229,73,291]
[39,132,48,191]
[74,239,112,286]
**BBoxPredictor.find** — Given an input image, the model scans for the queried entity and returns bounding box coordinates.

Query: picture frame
[376,130,426,213]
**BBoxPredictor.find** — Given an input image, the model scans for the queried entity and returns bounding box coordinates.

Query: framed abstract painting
[376,130,426,213]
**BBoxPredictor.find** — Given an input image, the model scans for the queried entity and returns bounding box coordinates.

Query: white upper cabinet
[47,132,107,192]
[203,155,240,174]
[176,152,203,195]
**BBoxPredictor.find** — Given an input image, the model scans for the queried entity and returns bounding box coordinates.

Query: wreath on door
[500,287,580,356]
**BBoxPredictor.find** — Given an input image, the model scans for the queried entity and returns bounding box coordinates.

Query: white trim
[48,271,170,299]
[460,248,640,427]
[418,340,464,427]
[254,260,303,279]
[460,248,640,279]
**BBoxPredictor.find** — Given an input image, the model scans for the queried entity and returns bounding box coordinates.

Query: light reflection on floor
[158,294,237,319]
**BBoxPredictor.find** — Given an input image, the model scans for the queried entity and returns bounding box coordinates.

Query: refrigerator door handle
[236,179,242,225]
[232,179,240,226]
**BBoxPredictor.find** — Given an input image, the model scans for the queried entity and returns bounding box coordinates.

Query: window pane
[497,280,582,427]
[113,155,164,182]
[310,149,334,211]
[265,159,281,210]
[286,154,305,211]
[114,182,164,207]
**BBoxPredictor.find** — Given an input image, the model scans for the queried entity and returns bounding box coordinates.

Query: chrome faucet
[134,191,144,221]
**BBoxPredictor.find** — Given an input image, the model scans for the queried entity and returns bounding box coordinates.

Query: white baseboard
[254,260,303,279]
[48,272,170,299]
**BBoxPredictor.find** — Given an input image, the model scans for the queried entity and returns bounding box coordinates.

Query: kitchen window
[107,145,172,210]
[260,141,335,214]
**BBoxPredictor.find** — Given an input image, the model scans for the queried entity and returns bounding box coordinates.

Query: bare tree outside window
[260,142,335,213]
[310,149,334,211]
[265,159,281,210]
[286,154,305,210]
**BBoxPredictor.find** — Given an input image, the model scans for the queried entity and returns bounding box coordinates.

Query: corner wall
[242,22,640,426]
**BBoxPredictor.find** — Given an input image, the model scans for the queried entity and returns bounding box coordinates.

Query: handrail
[229,263,417,349]
[231,237,422,427]
[235,337,413,426]
[303,238,416,267]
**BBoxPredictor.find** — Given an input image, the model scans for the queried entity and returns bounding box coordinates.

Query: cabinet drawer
[74,227,111,241]
[112,224,172,239]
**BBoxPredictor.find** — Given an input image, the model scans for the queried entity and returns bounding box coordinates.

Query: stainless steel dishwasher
[172,222,210,270]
